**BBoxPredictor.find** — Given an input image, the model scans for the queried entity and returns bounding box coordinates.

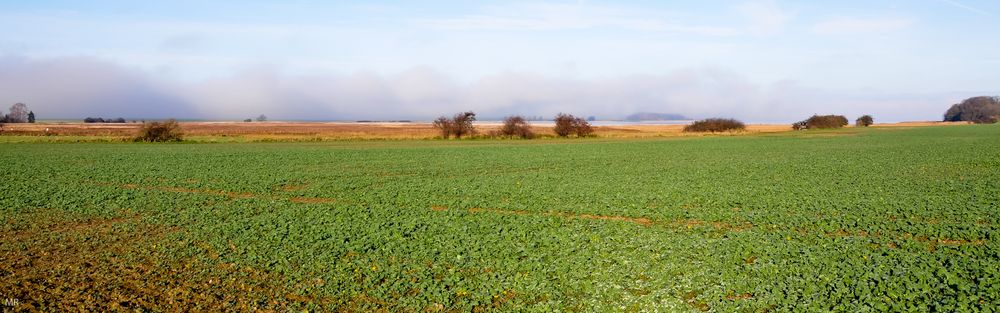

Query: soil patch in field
[289,196,337,204]
[0,209,301,311]
[463,207,653,226]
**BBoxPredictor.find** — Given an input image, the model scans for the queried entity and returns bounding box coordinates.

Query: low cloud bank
[0,55,973,122]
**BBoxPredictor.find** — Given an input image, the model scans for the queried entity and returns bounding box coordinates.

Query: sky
[0,0,998,122]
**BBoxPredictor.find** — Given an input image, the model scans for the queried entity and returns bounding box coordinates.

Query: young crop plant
[3,125,1000,311]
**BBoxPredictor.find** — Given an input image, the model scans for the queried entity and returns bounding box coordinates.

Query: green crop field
[2,125,999,312]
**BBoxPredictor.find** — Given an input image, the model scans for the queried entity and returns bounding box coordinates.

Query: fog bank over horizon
[0,55,985,123]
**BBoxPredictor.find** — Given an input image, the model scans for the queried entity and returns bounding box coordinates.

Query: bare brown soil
[288,197,337,204]
[0,210,294,311]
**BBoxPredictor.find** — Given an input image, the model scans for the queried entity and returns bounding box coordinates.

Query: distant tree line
[84,117,128,123]
[242,115,268,122]
[944,96,1000,124]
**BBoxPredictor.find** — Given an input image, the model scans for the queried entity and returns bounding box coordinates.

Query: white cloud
[736,0,793,35]
[812,17,913,35]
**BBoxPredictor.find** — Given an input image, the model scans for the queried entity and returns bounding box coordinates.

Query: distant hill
[624,112,688,121]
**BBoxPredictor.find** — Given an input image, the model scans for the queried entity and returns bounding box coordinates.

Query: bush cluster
[793,115,849,130]
[553,113,593,137]
[683,118,746,132]
[944,96,1000,124]
[855,115,874,127]
[135,119,184,142]
[432,111,477,139]
[497,115,534,139]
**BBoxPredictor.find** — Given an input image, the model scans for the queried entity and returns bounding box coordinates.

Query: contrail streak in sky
[938,0,993,16]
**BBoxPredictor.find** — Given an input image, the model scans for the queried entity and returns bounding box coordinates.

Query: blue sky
[0,0,998,121]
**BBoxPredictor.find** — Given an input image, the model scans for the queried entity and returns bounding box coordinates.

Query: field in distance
[1,124,998,311]
[0,120,971,142]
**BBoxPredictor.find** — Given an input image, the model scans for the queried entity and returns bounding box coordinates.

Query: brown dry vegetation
[0,120,975,142]
[1,121,793,140]
[870,121,972,127]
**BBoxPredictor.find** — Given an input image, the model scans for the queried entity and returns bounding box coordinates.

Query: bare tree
[7,103,28,123]
[432,116,453,138]
[256,114,268,122]
[451,111,476,138]
[431,112,476,139]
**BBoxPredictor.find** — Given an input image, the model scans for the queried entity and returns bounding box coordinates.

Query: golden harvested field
[869,121,972,127]
[0,120,970,141]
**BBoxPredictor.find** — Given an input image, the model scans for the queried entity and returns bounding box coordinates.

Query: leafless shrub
[572,117,593,137]
[554,113,575,137]
[432,116,453,138]
[553,113,592,137]
[452,112,476,138]
[432,111,477,139]
[499,115,534,138]
[135,119,184,142]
